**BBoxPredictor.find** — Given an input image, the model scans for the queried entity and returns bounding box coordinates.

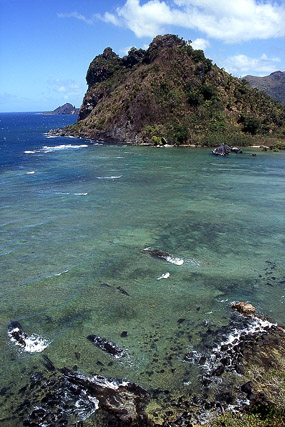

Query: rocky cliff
[244,71,285,106]
[54,35,285,145]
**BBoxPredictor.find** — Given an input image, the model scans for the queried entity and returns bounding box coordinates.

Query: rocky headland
[48,34,285,147]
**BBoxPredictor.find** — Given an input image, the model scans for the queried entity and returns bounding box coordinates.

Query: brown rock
[232,302,256,315]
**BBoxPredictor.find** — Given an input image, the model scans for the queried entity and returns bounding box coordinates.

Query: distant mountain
[244,71,285,105]
[44,103,79,115]
[49,35,285,145]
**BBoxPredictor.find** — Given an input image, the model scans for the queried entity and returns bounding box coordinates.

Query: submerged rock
[116,286,130,296]
[87,335,125,358]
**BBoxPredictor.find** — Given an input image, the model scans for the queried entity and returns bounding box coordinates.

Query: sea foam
[157,272,170,280]
[8,326,50,353]
[165,256,184,265]
[41,144,88,153]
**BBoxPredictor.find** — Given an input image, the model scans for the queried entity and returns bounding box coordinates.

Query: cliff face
[65,35,285,145]
[244,71,285,106]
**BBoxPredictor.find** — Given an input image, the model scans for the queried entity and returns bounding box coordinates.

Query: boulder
[232,302,256,315]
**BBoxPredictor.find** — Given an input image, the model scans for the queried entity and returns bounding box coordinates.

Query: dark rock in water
[213,365,225,376]
[266,282,274,287]
[87,335,125,358]
[231,147,243,154]
[41,355,55,372]
[100,282,112,288]
[120,331,128,338]
[60,368,149,424]
[116,286,130,296]
[183,352,194,362]
[212,143,231,156]
[7,320,49,353]
[20,361,149,426]
[8,320,28,347]
[212,143,243,156]
[148,249,171,260]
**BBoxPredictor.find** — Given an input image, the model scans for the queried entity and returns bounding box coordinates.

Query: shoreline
[46,127,285,150]
[3,304,284,426]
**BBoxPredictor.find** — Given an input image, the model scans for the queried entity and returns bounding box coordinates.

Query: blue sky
[1,0,284,112]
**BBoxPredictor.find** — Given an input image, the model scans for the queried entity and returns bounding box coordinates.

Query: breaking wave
[25,144,88,154]
[165,256,184,265]
[8,325,50,353]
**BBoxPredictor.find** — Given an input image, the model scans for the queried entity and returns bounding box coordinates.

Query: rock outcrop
[232,301,256,315]
[50,34,285,145]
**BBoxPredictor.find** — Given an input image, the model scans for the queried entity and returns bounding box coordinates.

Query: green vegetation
[66,34,285,146]
[203,132,254,147]
[167,123,189,145]
[210,409,284,427]
[271,141,285,149]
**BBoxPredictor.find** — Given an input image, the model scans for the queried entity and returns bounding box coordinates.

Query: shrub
[240,116,261,135]
[168,123,189,145]
[203,132,254,147]
[151,135,163,145]
[271,141,285,149]
[201,84,216,100]
[192,49,206,62]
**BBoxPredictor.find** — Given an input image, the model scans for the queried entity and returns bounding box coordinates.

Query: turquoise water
[0,113,284,424]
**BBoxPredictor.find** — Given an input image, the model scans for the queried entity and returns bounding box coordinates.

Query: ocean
[0,112,284,425]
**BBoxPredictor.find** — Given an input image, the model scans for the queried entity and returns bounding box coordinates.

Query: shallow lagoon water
[0,113,284,424]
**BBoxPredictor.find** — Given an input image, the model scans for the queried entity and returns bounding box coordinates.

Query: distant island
[48,34,285,147]
[244,71,285,106]
[43,103,79,115]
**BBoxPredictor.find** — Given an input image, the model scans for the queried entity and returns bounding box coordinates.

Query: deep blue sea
[0,112,284,425]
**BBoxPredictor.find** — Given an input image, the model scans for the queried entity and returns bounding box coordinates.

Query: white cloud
[223,53,281,76]
[100,0,187,38]
[191,38,209,50]
[57,11,94,24]
[98,0,285,43]
[47,80,85,99]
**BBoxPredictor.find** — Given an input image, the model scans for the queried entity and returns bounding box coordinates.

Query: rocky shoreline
[46,127,285,150]
[1,303,284,426]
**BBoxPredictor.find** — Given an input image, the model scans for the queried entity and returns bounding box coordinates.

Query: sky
[0,0,285,112]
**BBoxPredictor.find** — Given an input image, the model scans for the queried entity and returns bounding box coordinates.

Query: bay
[0,113,284,425]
